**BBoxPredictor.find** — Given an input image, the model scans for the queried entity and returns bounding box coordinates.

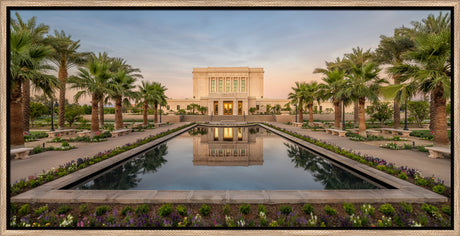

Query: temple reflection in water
[192,126,265,166]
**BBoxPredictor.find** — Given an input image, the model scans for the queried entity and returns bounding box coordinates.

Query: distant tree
[282,103,291,111]
[64,104,83,127]
[365,101,393,126]
[29,102,48,127]
[176,109,186,115]
[198,106,208,115]
[249,107,257,115]
[407,101,429,128]
[82,104,92,114]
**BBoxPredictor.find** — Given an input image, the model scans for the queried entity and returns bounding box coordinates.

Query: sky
[12,9,448,104]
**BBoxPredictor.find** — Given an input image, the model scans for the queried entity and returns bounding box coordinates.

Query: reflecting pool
[71,126,381,190]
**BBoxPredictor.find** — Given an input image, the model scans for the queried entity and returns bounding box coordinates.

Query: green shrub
[33,205,48,215]
[62,141,70,147]
[360,204,374,216]
[415,177,428,186]
[18,204,30,216]
[258,204,267,214]
[279,205,292,215]
[10,204,18,215]
[121,206,133,216]
[239,204,250,215]
[158,204,172,217]
[199,204,211,216]
[135,204,150,216]
[379,204,395,216]
[302,203,314,215]
[376,165,387,171]
[324,205,336,216]
[400,202,412,214]
[57,205,72,215]
[398,172,408,180]
[441,205,451,216]
[421,203,438,215]
[432,184,445,194]
[95,205,110,216]
[223,204,231,215]
[79,204,88,214]
[343,203,355,215]
[176,205,187,216]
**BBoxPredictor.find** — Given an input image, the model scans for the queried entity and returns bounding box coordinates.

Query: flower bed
[10,123,195,196]
[9,202,451,228]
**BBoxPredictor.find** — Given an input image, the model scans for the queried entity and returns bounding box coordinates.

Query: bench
[10,147,33,159]
[422,123,430,129]
[47,129,76,138]
[366,130,381,136]
[312,122,324,127]
[154,123,164,128]
[381,128,411,138]
[111,129,131,137]
[132,123,145,128]
[77,130,92,137]
[325,128,347,137]
[425,147,451,159]
[292,122,303,127]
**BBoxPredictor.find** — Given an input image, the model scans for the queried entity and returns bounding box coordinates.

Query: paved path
[266,122,451,187]
[10,123,187,185]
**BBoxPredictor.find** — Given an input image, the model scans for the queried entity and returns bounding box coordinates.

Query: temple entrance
[238,101,243,115]
[223,101,233,115]
[214,102,218,115]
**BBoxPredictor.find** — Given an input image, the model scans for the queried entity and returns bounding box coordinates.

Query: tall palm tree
[344,47,373,127]
[375,31,415,128]
[304,81,320,124]
[340,62,387,137]
[137,81,155,126]
[150,82,168,123]
[11,13,49,134]
[68,58,111,133]
[288,82,308,123]
[106,70,137,130]
[316,68,346,129]
[10,30,57,147]
[45,30,89,129]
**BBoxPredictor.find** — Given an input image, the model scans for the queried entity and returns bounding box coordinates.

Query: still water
[71,126,380,190]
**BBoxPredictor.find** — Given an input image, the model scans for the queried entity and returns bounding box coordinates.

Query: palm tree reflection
[284,143,378,189]
[78,144,168,190]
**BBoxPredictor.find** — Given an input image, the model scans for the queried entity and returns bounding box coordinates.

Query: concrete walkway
[10,123,187,185]
[266,122,451,187]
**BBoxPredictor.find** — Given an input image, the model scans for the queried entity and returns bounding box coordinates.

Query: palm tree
[68,58,111,133]
[316,68,346,129]
[10,30,57,147]
[344,47,373,127]
[45,30,89,129]
[106,70,137,130]
[11,13,49,134]
[340,61,387,137]
[304,81,320,124]
[150,82,168,123]
[288,82,308,123]
[408,13,451,145]
[137,81,154,126]
[375,30,415,128]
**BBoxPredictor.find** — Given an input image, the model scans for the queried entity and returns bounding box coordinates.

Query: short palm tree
[340,62,387,136]
[106,70,137,130]
[288,82,308,123]
[10,30,56,147]
[137,81,155,126]
[150,82,168,123]
[11,12,49,133]
[68,58,111,133]
[304,81,320,124]
[316,68,346,129]
[45,30,90,129]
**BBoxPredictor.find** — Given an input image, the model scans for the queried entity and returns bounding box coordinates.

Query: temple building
[165,67,289,115]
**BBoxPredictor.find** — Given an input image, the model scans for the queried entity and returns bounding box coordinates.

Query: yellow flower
[46,223,50,226]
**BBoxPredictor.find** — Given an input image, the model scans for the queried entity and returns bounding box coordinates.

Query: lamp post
[160,105,162,123]
[50,99,58,131]
[342,100,346,130]
[403,100,408,130]
[294,103,297,123]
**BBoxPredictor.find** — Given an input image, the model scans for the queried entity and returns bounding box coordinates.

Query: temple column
[218,100,223,116]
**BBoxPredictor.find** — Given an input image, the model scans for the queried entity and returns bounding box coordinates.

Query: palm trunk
[358,97,367,137]
[10,81,25,148]
[429,91,435,131]
[432,84,449,145]
[99,98,104,128]
[58,64,67,129]
[334,100,341,129]
[23,79,30,133]
[143,101,148,126]
[298,100,303,123]
[309,102,314,123]
[154,103,159,123]
[91,94,99,133]
[354,101,359,127]
[114,96,123,130]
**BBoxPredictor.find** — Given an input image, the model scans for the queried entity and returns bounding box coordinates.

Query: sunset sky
[13,9,447,104]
